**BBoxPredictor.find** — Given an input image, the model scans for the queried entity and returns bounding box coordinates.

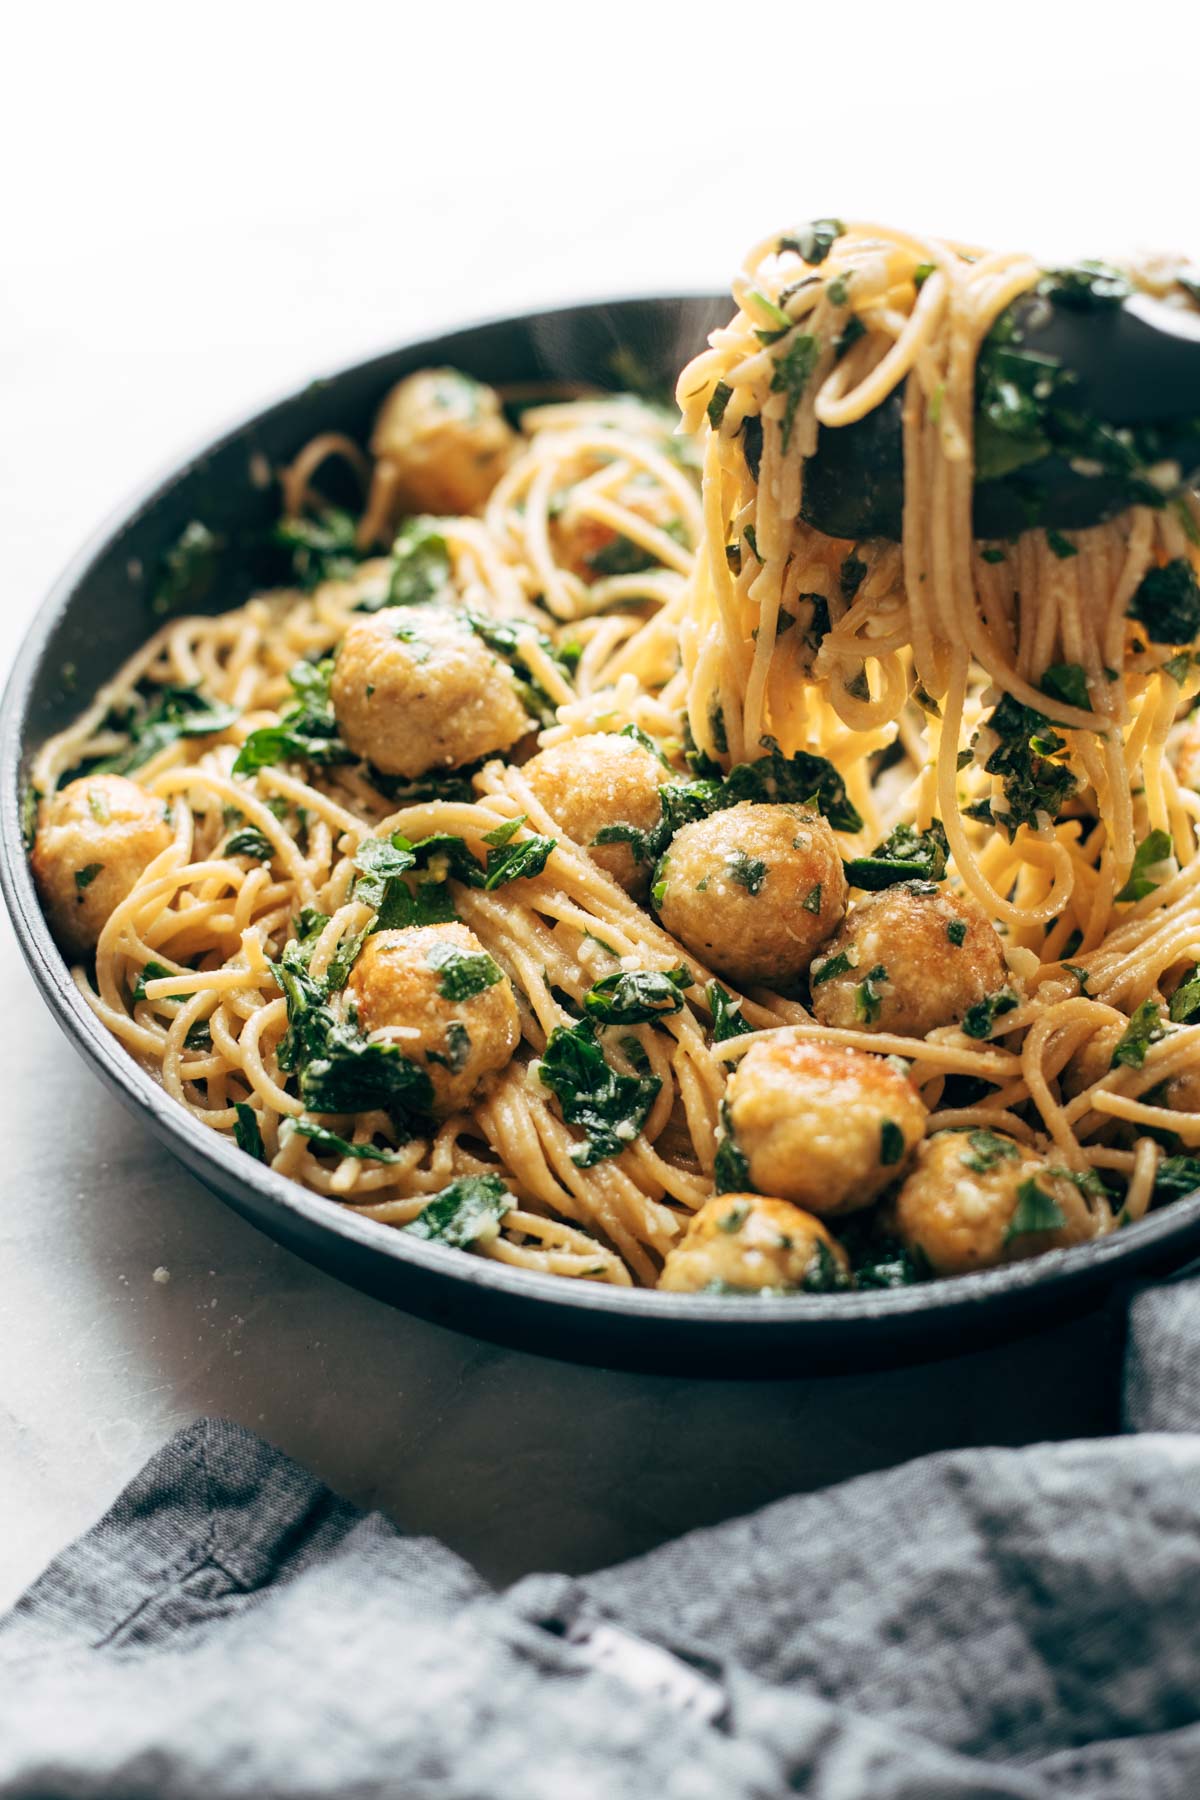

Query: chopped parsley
[1111,998,1166,1070]
[427,1021,472,1074]
[811,948,856,987]
[1004,1177,1067,1243]
[1169,965,1200,1025]
[802,882,823,914]
[855,964,888,1025]
[1115,829,1173,904]
[224,826,274,861]
[843,818,949,890]
[726,851,767,895]
[382,516,452,609]
[463,609,575,728]
[713,1103,752,1194]
[233,1102,266,1161]
[721,735,862,832]
[1046,529,1078,560]
[880,1119,905,1165]
[777,218,844,265]
[707,381,733,429]
[133,961,177,1002]
[90,684,240,778]
[959,1128,1020,1174]
[401,1174,512,1248]
[977,693,1077,839]
[961,987,1020,1039]
[274,507,361,591]
[770,334,820,454]
[74,862,103,890]
[947,918,968,947]
[707,982,753,1043]
[583,965,692,1025]
[1128,560,1200,646]
[291,1118,405,1162]
[425,940,504,1002]
[537,1020,661,1166]
[1039,662,1090,710]
[233,659,350,774]
[1153,1155,1200,1202]
[716,1200,751,1234]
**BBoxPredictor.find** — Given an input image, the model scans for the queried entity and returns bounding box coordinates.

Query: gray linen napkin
[2,1269,1199,1799]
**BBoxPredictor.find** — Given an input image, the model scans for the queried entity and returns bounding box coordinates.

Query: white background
[0,0,1193,1603]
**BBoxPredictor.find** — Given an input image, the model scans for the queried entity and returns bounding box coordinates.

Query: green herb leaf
[1046,529,1078,560]
[1040,663,1090,710]
[707,982,752,1042]
[880,1119,905,1165]
[777,218,844,265]
[1129,559,1200,646]
[92,685,240,777]
[224,826,274,861]
[538,1019,661,1166]
[583,965,692,1025]
[233,1102,266,1161]
[1111,997,1166,1069]
[713,1109,752,1194]
[959,1128,1020,1174]
[855,964,888,1025]
[844,818,949,890]
[811,948,857,987]
[1004,1176,1067,1242]
[401,1174,512,1247]
[721,735,862,832]
[770,334,820,454]
[1115,829,1173,904]
[233,659,350,774]
[947,918,967,947]
[384,516,452,608]
[1038,261,1132,309]
[1153,1155,1200,1201]
[979,693,1077,839]
[961,987,1020,1039]
[425,940,504,1002]
[133,960,177,1002]
[292,1118,405,1162]
[707,381,733,429]
[74,862,103,890]
[484,833,555,889]
[726,850,767,895]
[1169,964,1200,1024]
[274,507,361,591]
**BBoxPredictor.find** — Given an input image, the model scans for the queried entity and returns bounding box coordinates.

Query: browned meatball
[371,369,516,516]
[654,803,846,987]
[811,881,1008,1037]
[723,1034,926,1216]
[331,606,530,777]
[31,774,173,959]
[347,923,520,1117]
[658,1194,850,1293]
[892,1130,1098,1275]
[523,731,669,897]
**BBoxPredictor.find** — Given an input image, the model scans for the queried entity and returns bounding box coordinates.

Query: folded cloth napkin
[2,1270,1199,1800]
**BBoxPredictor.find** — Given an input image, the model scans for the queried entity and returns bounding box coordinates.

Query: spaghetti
[26,227,1200,1294]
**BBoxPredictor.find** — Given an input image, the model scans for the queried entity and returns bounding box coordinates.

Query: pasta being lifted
[26,223,1200,1297]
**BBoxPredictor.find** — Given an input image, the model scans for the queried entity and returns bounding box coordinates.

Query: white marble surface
[1,3,1192,1609]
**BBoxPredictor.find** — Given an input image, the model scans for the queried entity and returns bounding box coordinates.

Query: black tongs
[799,278,1200,543]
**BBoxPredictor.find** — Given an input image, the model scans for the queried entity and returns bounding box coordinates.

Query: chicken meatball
[723,1034,926,1216]
[892,1130,1097,1275]
[523,731,669,897]
[658,1194,850,1293]
[31,774,173,959]
[347,923,520,1118]
[330,606,531,778]
[654,803,846,987]
[810,881,1008,1037]
[370,369,516,518]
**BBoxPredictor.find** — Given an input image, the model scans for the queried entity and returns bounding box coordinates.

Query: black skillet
[4,293,1200,1376]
